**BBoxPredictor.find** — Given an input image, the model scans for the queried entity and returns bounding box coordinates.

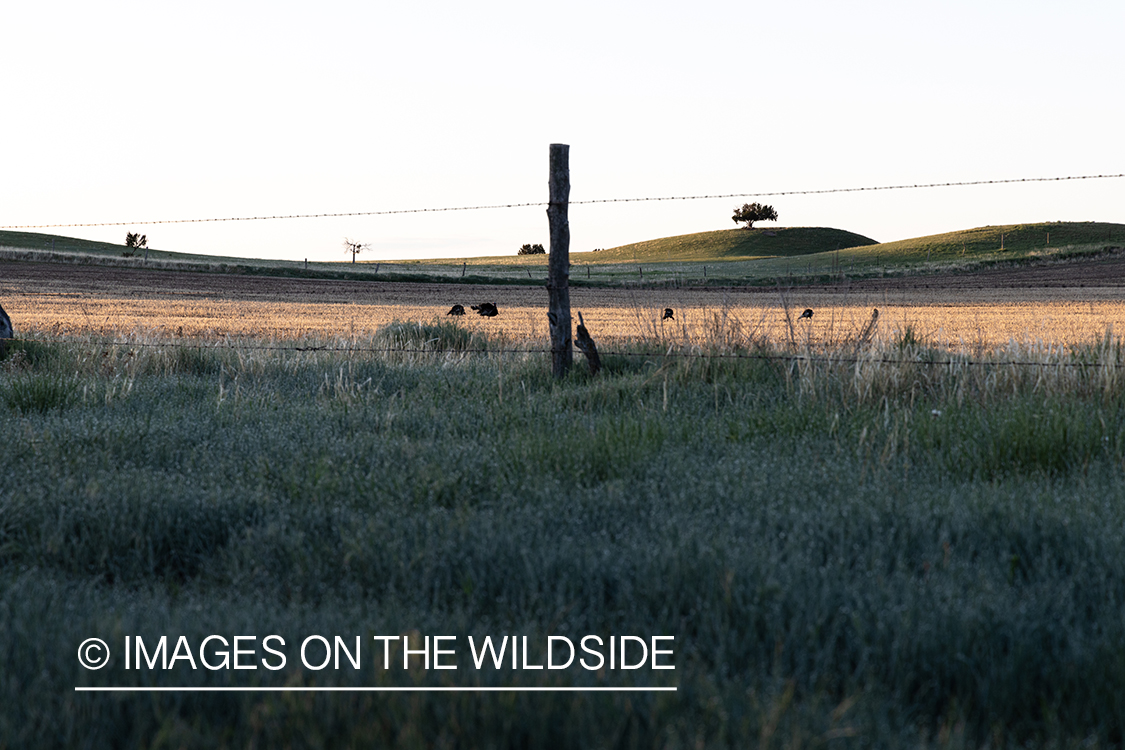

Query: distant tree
[731,203,778,229]
[123,232,147,257]
[518,243,546,255]
[343,237,371,264]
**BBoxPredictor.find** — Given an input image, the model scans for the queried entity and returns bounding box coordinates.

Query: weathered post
[547,143,572,377]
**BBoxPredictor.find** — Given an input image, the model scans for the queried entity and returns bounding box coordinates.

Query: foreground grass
[3,326,1125,747]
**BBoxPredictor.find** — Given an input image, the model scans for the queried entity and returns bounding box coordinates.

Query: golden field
[2,260,1125,351]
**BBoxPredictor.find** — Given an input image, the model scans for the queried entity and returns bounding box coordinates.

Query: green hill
[4,221,1124,287]
[0,229,355,276]
[840,221,1125,265]
[574,227,879,264]
[0,230,144,257]
[0,229,237,264]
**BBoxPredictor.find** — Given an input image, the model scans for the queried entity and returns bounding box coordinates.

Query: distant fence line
[3,173,1124,230]
[4,336,1119,370]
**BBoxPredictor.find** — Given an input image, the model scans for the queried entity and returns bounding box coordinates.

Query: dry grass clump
[801,327,1125,409]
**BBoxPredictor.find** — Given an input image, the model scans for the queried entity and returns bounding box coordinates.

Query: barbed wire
[5,336,1118,370]
[3,173,1122,230]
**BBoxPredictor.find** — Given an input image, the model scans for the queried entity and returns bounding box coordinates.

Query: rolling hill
[572,227,878,264]
[3,222,1124,287]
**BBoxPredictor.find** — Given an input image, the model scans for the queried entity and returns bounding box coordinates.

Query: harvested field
[2,256,1124,348]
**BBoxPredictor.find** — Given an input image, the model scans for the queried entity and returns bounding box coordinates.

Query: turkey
[471,302,499,317]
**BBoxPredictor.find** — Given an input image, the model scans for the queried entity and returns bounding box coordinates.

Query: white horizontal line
[75,686,677,693]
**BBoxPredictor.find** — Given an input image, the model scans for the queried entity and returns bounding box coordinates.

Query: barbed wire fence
[3,169,1125,372]
[2,334,1122,371]
[1,173,1123,230]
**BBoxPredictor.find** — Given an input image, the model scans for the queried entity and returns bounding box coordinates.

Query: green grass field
[6,221,1125,288]
[3,325,1125,747]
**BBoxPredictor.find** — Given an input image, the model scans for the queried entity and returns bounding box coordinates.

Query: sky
[2,0,1123,262]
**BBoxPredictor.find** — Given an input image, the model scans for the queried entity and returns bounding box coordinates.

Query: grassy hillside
[570,222,1125,268]
[397,222,1125,287]
[0,229,493,285]
[572,226,879,264]
[0,230,125,256]
[845,221,1125,264]
[0,229,308,268]
[745,221,1125,282]
[0,229,214,263]
[4,222,1125,288]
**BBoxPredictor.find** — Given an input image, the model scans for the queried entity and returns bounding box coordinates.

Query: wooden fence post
[547,143,572,377]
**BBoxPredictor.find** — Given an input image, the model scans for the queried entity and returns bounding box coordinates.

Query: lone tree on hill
[343,238,371,264]
[518,243,546,255]
[732,203,778,229]
[123,232,147,257]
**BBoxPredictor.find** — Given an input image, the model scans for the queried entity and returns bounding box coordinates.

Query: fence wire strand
[4,337,1116,370]
[4,172,1122,371]
[3,173,1123,230]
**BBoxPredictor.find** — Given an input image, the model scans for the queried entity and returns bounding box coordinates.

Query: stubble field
[4,257,1125,349]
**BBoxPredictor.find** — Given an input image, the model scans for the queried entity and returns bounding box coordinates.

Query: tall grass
[3,323,1125,747]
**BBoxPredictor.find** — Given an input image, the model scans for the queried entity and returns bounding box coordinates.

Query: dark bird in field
[447,304,465,316]
[662,308,675,321]
[798,308,814,320]
[471,302,499,317]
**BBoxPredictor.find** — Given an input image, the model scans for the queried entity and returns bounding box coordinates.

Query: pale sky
[3,1,1122,262]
